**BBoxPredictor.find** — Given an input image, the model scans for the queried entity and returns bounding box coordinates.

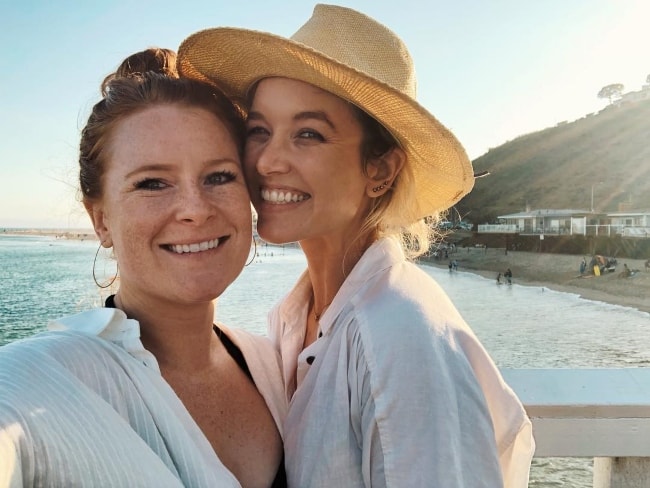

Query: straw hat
[178,4,474,220]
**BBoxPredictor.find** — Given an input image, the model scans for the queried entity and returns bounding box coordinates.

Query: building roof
[498,208,650,220]
[498,209,590,219]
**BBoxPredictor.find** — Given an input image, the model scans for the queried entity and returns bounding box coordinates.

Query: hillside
[456,99,650,224]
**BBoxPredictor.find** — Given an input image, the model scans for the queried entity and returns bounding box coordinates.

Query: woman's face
[244,77,374,247]
[87,104,252,305]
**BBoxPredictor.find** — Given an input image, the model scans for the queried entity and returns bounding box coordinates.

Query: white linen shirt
[0,308,286,488]
[268,237,534,488]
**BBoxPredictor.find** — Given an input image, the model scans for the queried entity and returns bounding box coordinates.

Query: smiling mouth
[261,189,309,204]
[164,237,226,254]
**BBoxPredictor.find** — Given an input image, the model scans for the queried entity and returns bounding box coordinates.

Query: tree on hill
[598,83,624,104]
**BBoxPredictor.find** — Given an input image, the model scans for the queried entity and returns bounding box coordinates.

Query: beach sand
[421,247,650,314]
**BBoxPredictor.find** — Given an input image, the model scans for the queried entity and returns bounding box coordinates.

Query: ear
[84,201,113,248]
[365,147,406,197]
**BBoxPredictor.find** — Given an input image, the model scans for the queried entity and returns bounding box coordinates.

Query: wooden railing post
[593,457,650,488]
[501,369,650,488]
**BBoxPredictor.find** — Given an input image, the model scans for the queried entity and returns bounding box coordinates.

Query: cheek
[243,152,258,179]
[106,201,159,252]
[220,186,253,229]
[235,200,253,228]
[242,164,260,197]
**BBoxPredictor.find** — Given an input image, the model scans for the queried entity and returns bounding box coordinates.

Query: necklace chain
[314,308,324,321]
[312,299,331,322]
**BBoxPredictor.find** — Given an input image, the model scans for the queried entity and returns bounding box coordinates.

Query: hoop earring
[245,238,257,267]
[92,242,118,289]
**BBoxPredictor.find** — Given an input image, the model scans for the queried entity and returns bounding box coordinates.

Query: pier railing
[502,368,650,488]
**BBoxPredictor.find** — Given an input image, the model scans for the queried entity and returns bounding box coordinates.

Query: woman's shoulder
[344,260,483,372]
[0,327,138,406]
[358,261,461,325]
[1,316,115,363]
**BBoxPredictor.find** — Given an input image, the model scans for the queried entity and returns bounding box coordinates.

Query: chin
[257,227,296,245]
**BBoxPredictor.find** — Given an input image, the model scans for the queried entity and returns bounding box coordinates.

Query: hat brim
[178,27,474,219]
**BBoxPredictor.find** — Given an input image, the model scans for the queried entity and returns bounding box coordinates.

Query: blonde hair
[353,106,442,259]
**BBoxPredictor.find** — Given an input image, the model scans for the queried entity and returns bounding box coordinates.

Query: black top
[104,295,251,378]
[103,295,287,487]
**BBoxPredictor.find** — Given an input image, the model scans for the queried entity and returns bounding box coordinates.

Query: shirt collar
[48,308,160,372]
[279,237,405,336]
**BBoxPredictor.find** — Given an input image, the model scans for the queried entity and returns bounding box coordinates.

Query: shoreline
[2,228,97,241]
[420,248,650,314]
[4,229,648,314]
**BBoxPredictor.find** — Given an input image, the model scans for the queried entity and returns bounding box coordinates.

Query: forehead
[106,105,237,165]
[111,105,227,144]
[252,77,356,115]
[253,77,349,106]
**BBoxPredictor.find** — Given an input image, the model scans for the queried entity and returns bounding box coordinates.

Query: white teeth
[171,238,220,254]
[261,189,307,204]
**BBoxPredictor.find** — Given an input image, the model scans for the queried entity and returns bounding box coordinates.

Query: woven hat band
[290,4,417,98]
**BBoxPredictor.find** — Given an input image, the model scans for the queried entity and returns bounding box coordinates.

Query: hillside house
[604,210,650,237]
[480,209,590,235]
[478,208,650,238]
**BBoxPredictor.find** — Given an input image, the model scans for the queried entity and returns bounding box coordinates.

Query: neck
[114,292,219,372]
[301,232,375,322]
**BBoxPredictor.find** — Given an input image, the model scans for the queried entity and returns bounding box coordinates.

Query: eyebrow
[248,110,336,130]
[294,111,335,130]
[124,159,238,179]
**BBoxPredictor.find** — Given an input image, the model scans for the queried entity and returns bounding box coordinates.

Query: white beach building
[478,208,650,237]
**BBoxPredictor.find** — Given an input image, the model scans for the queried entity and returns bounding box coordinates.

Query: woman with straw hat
[179,4,534,487]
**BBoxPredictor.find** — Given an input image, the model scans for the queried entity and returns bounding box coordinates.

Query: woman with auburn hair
[0,70,286,487]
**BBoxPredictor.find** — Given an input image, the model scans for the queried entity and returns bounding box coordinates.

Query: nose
[250,136,291,177]
[175,184,214,225]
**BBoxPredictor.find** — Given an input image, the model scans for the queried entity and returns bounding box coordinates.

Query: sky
[1,0,648,229]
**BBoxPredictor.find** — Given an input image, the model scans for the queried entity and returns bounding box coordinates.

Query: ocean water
[2,234,649,487]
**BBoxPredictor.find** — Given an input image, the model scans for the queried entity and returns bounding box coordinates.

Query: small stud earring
[372,180,390,193]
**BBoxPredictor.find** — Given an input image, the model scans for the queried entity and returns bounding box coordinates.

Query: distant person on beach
[580,257,587,275]
[621,263,632,278]
[179,4,533,487]
[505,268,513,284]
[0,69,286,485]
[497,272,503,284]
[100,47,178,95]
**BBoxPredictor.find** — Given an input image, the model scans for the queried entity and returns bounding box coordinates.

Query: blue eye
[206,171,237,185]
[297,129,324,141]
[134,178,168,191]
[246,125,269,138]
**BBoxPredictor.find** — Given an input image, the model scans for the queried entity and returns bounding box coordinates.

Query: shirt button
[306,356,315,365]
[318,331,323,338]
